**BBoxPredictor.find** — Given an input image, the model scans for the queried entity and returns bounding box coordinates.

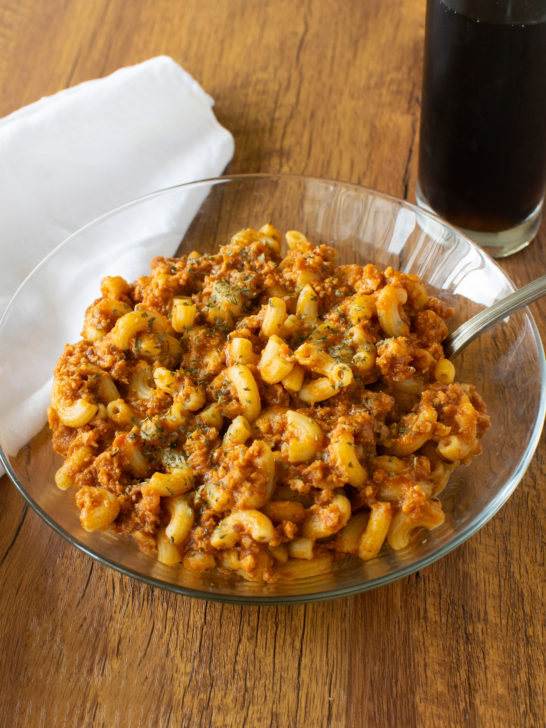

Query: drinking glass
[417,0,546,258]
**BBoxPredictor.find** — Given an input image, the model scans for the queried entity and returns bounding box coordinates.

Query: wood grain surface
[0,1,544,726]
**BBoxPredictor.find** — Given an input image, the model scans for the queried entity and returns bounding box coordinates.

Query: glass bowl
[1,174,544,604]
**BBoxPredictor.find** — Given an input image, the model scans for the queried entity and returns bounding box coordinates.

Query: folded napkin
[0,56,234,473]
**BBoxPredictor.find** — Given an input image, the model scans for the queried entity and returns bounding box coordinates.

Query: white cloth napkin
[0,56,234,472]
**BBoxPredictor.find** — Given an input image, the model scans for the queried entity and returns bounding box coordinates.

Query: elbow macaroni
[49,224,490,582]
[258,335,294,384]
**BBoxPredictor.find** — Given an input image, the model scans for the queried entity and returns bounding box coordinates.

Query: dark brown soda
[418,0,546,232]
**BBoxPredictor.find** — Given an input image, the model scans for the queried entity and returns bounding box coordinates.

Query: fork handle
[444,274,546,359]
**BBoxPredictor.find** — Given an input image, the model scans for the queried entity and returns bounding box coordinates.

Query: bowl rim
[1,172,545,604]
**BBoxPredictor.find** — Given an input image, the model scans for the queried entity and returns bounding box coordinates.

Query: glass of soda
[417,0,546,258]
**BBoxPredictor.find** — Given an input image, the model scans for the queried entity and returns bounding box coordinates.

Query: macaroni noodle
[48,225,490,581]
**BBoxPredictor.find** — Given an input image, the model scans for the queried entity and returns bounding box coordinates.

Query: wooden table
[1,1,544,725]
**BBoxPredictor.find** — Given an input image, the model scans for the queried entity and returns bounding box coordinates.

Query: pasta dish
[49,225,490,581]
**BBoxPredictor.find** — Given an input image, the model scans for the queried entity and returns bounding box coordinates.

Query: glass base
[416,183,543,258]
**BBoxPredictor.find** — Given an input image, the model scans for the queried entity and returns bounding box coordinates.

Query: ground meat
[49,225,489,581]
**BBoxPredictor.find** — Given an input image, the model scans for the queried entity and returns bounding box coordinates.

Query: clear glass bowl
[1,174,544,604]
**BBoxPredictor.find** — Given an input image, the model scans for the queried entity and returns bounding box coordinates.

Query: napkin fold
[0,56,234,315]
[0,56,234,473]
